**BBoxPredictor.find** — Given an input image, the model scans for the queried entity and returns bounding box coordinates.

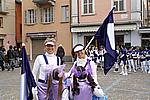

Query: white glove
[32,86,38,95]
[93,85,105,97]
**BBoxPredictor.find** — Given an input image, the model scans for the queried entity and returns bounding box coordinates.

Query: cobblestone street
[0,62,150,100]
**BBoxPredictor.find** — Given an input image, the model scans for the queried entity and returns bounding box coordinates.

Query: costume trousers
[74,81,92,100]
[37,82,59,100]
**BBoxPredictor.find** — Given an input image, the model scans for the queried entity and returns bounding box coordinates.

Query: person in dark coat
[56,44,65,65]
[7,45,15,71]
[0,47,5,71]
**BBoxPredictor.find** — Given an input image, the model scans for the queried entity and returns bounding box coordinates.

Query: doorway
[115,35,124,46]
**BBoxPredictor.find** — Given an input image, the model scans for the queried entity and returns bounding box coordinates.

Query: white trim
[124,0,126,11]
[93,0,95,14]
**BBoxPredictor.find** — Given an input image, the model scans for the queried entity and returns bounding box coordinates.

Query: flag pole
[84,36,95,50]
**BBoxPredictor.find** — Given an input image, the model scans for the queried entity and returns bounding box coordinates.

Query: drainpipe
[77,0,80,24]
[147,0,149,26]
[69,0,72,32]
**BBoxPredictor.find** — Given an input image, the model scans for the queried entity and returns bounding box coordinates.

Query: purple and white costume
[32,52,61,100]
[68,56,98,100]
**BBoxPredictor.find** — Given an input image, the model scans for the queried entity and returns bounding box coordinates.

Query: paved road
[0,62,150,100]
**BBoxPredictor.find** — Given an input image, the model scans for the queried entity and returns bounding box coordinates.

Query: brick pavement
[0,62,149,100]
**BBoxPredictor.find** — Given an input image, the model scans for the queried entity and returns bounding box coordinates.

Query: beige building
[22,0,71,61]
[0,0,16,51]
[71,0,143,48]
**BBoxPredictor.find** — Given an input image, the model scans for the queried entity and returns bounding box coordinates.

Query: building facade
[22,0,71,60]
[139,0,150,48]
[0,0,16,51]
[71,0,144,49]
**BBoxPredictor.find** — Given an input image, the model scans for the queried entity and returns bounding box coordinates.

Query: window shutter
[34,9,37,23]
[40,8,43,23]
[24,10,28,24]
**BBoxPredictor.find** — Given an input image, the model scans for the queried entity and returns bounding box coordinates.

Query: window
[41,7,54,23]
[0,17,3,28]
[82,0,94,14]
[0,0,8,14]
[24,9,36,24]
[61,5,69,22]
[114,0,125,11]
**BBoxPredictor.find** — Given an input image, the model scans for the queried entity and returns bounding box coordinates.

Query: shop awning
[139,28,150,34]
[71,26,98,33]
[26,32,56,38]
[71,24,137,33]
[115,24,137,31]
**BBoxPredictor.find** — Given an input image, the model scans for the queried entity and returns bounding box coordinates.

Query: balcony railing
[32,0,56,5]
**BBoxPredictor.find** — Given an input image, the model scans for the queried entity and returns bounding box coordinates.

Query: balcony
[32,0,56,5]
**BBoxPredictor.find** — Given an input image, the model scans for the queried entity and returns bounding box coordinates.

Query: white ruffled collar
[76,55,88,67]
[45,52,55,57]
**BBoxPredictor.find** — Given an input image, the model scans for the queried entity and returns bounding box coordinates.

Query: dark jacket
[0,51,4,61]
[7,49,15,59]
[56,46,65,58]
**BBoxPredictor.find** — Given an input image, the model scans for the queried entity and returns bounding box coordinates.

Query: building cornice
[71,20,138,28]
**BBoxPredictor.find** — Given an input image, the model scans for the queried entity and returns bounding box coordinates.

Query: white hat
[59,44,62,47]
[22,43,25,47]
[45,41,55,46]
[74,45,84,52]
[44,38,56,46]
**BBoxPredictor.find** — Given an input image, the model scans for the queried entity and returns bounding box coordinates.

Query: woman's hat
[44,38,56,46]
[73,44,84,52]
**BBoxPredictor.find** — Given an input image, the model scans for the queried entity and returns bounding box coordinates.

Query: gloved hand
[93,85,105,97]
[32,86,38,95]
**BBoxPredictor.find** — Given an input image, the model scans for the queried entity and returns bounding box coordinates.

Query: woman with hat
[32,38,63,100]
[68,44,104,100]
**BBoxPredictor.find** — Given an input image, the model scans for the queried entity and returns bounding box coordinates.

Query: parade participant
[120,45,128,75]
[114,45,120,72]
[7,45,15,71]
[98,46,104,63]
[68,44,104,100]
[32,38,62,100]
[93,47,99,63]
[56,44,65,65]
[139,48,146,72]
[145,48,150,73]
[0,47,5,71]
[127,47,136,72]
[132,47,140,71]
